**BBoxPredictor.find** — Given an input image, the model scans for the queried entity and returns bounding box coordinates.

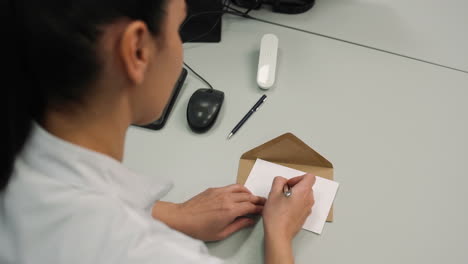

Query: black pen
[227,94,267,139]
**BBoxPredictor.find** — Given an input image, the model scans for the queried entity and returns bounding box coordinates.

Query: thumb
[218,217,256,240]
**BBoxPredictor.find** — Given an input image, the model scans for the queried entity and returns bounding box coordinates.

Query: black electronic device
[139,68,188,130]
[180,0,224,43]
[231,0,315,14]
[187,88,224,132]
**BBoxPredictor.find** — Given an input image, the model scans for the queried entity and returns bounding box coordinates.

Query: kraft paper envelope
[237,133,335,221]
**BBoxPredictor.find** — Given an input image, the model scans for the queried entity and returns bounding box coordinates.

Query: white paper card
[244,159,339,234]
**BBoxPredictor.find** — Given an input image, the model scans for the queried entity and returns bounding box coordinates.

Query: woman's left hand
[152,184,266,241]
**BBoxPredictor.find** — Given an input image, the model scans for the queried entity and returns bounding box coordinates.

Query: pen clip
[254,98,267,111]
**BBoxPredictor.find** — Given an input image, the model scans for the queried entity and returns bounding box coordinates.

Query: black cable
[183,62,214,90]
[224,3,252,17]
[225,0,232,12]
[241,0,256,16]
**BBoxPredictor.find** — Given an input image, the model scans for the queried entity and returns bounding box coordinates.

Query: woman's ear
[119,21,153,85]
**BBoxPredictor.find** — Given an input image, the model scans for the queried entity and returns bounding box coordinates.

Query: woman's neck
[42,97,132,162]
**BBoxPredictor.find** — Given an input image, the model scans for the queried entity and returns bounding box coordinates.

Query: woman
[1,0,316,263]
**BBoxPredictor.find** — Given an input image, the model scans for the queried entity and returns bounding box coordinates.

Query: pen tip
[227,133,233,140]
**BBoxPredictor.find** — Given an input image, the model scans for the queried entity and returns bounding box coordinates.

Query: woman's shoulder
[2,174,223,264]
[1,130,223,264]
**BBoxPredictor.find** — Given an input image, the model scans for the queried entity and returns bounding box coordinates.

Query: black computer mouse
[187,88,224,133]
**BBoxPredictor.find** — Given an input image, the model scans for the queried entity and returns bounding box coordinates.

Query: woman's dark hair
[2,0,168,190]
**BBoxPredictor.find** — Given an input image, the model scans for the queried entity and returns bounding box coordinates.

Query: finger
[293,174,316,190]
[270,176,288,194]
[225,184,252,194]
[231,202,263,217]
[231,193,266,205]
[254,196,267,205]
[287,175,305,187]
[218,217,256,240]
[230,193,252,202]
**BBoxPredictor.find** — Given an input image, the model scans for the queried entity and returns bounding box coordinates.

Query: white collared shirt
[0,124,224,264]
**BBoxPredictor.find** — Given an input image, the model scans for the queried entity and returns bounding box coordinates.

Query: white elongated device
[257,34,279,89]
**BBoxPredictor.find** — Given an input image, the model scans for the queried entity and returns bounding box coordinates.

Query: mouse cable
[223,3,468,75]
[180,0,231,91]
[183,61,214,90]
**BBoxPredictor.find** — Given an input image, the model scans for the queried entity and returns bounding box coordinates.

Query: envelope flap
[241,133,333,168]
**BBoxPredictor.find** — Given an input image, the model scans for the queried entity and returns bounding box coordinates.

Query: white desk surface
[245,0,468,72]
[123,12,468,264]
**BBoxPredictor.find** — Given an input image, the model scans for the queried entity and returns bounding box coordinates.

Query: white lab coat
[0,124,224,264]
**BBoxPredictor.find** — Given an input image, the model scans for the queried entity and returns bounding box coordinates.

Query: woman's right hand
[263,174,316,242]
